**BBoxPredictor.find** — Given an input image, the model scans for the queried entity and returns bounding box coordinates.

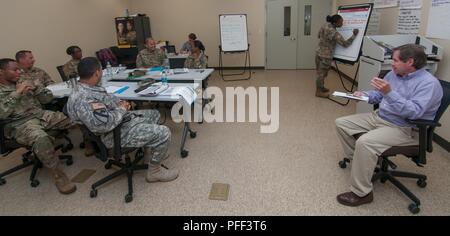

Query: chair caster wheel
[190,132,197,138]
[417,179,427,188]
[90,189,98,198]
[30,180,40,188]
[338,160,347,169]
[380,177,388,183]
[181,150,189,158]
[408,203,420,214]
[0,178,6,186]
[66,158,74,166]
[125,194,133,203]
[105,163,112,169]
[79,142,85,149]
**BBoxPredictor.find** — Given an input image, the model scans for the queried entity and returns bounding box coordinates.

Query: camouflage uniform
[136,48,166,68]
[0,83,73,168]
[19,67,55,87]
[66,83,171,164]
[184,53,208,69]
[62,59,80,79]
[316,23,356,90]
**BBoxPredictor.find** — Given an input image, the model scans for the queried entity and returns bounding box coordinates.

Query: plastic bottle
[106,61,112,76]
[161,70,168,85]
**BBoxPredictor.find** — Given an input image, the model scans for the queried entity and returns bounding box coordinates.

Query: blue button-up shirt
[365,68,443,127]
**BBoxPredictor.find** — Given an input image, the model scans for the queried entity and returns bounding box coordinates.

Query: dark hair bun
[326,15,332,22]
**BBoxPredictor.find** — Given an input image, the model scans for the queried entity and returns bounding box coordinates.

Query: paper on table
[160,86,197,104]
[47,83,69,92]
[332,91,369,102]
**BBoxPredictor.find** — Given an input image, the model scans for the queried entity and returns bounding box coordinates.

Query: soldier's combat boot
[146,163,179,183]
[50,165,77,194]
[315,88,330,98]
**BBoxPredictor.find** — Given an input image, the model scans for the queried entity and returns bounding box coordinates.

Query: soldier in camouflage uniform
[136,38,166,68]
[66,57,178,183]
[15,50,55,87]
[63,46,83,79]
[184,40,208,69]
[0,58,76,194]
[315,14,359,98]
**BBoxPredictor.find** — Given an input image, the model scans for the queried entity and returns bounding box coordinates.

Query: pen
[115,86,129,94]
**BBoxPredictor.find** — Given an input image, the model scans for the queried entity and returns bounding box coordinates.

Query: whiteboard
[333,4,373,64]
[426,0,450,40]
[219,14,249,52]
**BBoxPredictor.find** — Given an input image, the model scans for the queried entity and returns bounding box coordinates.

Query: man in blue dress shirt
[335,44,443,207]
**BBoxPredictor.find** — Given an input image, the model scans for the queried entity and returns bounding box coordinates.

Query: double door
[266,0,332,69]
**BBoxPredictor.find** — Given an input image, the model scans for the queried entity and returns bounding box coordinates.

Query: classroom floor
[1,70,449,216]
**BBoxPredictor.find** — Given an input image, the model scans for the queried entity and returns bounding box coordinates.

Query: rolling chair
[110,46,138,69]
[0,119,74,187]
[339,80,450,214]
[79,116,148,203]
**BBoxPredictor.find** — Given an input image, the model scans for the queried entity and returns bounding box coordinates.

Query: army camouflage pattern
[19,66,55,87]
[184,53,208,69]
[316,23,356,59]
[0,83,73,168]
[66,83,171,164]
[136,48,166,68]
[63,59,80,78]
[315,55,333,89]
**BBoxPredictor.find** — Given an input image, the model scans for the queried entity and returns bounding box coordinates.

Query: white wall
[0,0,129,81]
[129,0,266,67]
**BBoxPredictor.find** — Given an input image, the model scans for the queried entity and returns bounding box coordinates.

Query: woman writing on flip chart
[315,14,359,98]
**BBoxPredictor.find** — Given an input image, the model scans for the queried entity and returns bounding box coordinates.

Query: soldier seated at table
[136,38,166,68]
[0,58,76,194]
[66,57,179,183]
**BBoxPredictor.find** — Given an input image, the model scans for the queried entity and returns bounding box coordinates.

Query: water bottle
[106,61,112,76]
[161,70,168,85]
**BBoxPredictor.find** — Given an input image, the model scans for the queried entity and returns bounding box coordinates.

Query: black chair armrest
[405,119,440,165]
[0,118,12,126]
[406,119,441,128]
[112,115,132,159]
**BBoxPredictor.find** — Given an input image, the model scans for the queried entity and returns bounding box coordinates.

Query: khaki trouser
[335,111,419,197]
[12,111,73,169]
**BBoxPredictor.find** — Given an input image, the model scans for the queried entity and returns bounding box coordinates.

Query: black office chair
[110,46,138,69]
[56,65,69,82]
[0,119,74,187]
[338,80,450,214]
[80,116,148,203]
